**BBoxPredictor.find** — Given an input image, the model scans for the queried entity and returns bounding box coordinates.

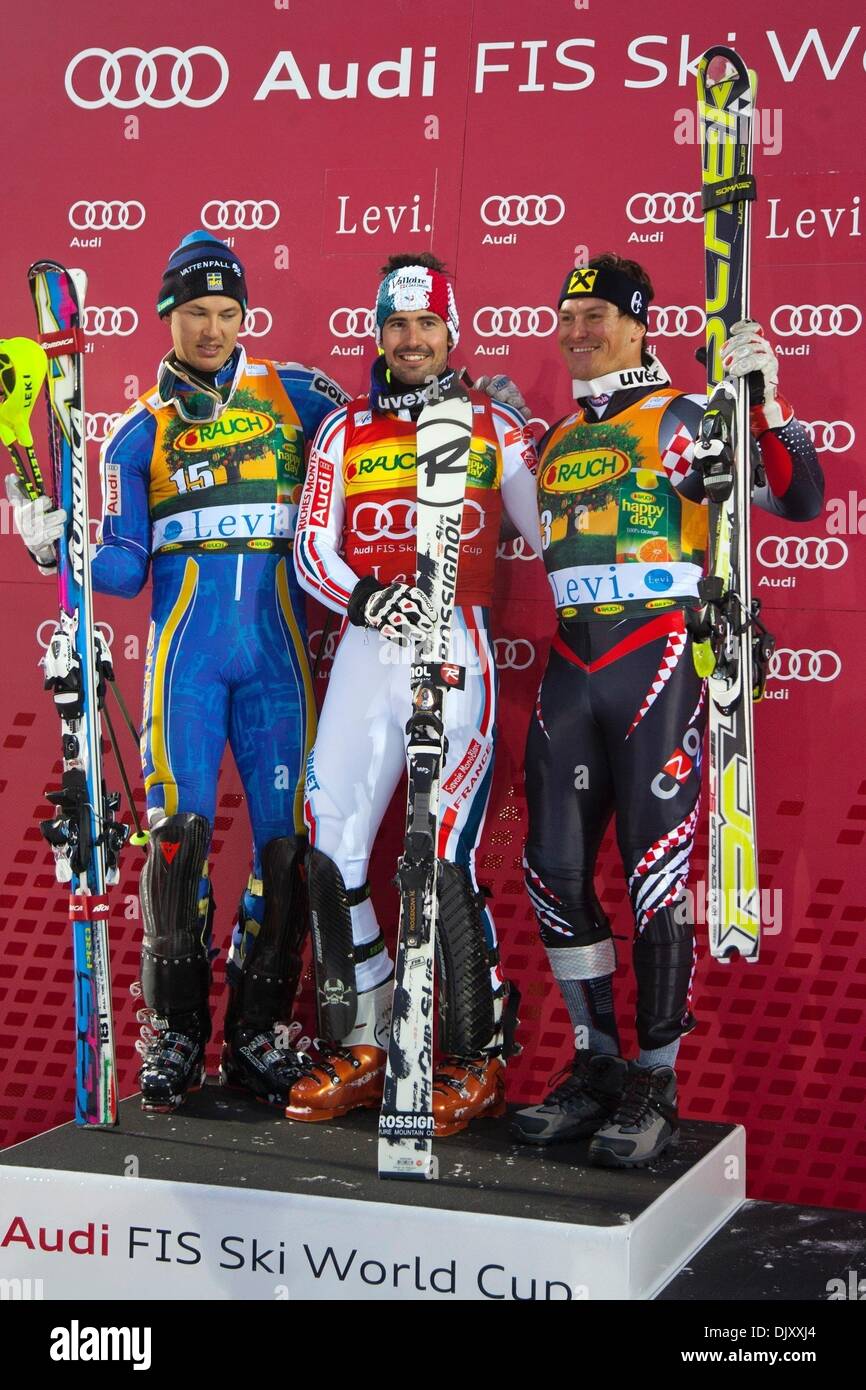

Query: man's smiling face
[557,296,645,380]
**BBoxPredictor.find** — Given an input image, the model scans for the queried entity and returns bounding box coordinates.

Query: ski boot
[589,1063,679,1168]
[137,1009,209,1113]
[511,1051,628,1146]
[283,978,391,1123]
[431,1054,506,1136]
[220,836,311,1107]
[220,1023,313,1107]
[137,813,214,1113]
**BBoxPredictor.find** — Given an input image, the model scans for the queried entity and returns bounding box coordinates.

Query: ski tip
[69,268,88,301]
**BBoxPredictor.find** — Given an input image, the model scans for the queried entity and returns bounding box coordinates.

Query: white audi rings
[65,46,229,109]
[69,200,145,231]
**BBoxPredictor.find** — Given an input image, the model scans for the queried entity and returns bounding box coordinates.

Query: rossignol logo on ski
[418,430,470,484]
[379,1112,435,1137]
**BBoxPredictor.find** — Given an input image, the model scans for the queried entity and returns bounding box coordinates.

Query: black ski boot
[219,836,310,1107]
[137,1010,209,1113]
[137,814,214,1113]
[589,1063,679,1167]
[511,1051,628,1145]
[220,1025,311,1107]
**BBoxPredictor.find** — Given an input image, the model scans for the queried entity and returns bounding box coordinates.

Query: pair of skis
[695,48,774,961]
[377,388,474,1180]
[2,263,127,1125]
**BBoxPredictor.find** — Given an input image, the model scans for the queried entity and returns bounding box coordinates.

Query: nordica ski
[26,261,129,1123]
[378,387,473,1180]
[694,50,773,962]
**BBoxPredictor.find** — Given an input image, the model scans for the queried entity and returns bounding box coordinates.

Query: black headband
[558,266,650,325]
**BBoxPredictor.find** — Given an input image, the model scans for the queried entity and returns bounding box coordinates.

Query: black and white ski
[28,261,128,1124]
[378,388,473,1180]
[695,49,771,962]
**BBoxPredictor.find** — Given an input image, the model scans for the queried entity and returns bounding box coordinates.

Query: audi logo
[87,412,123,442]
[473,307,558,339]
[239,308,273,338]
[756,536,848,570]
[626,192,702,225]
[201,199,280,231]
[69,200,145,231]
[480,195,565,228]
[496,536,537,561]
[308,628,339,666]
[329,307,375,339]
[648,306,705,338]
[36,619,115,651]
[65,46,229,110]
[804,420,855,454]
[493,638,536,671]
[767,648,842,682]
[83,307,139,337]
[353,498,485,543]
[770,305,862,338]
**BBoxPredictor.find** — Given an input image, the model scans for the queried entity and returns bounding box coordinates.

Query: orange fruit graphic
[638,537,671,562]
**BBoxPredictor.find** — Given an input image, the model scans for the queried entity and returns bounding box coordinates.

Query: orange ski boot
[283,1044,385,1121]
[284,978,391,1123]
[432,1054,506,1137]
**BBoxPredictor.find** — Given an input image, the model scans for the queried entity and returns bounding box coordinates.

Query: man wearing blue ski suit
[92,233,347,1109]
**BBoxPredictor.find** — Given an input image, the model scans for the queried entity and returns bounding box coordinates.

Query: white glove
[721,320,793,434]
[474,374,530,421]
[4,473,65,572]
[360,580,436,648]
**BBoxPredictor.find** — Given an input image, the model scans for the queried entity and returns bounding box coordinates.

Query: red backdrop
[1,0,864,1211]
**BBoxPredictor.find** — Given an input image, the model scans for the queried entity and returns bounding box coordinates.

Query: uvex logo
[176,409,274,451]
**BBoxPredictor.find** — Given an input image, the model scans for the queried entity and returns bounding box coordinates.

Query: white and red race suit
[294,384,544,1008]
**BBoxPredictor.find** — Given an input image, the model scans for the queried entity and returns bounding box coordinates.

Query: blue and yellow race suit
[94,348,348,932]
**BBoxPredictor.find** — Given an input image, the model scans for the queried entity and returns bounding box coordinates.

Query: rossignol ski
[695,49,773,962]
[378,387,473,1180]
[27,261,129,1123]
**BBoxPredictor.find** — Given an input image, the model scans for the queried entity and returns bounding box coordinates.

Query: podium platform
[0,1083,744,1300]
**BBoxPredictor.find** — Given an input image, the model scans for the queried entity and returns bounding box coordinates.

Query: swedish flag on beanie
[157,230,248,317]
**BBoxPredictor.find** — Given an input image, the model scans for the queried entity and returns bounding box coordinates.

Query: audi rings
[804,420,855,453]
[201,200,280,231]
[329,307,376,339]
[308,628,339,666]
[647,305,705,337]
[756,536,848,570]
[493,638,536,671]
[65,46,229,109]
[352,498,485,543]
[69,200,145,231]
[36,619,115,651]
[480,195,565,227]
[473,307,558,339]
[626,192,702,225]
[86,412,123,442]
[239,308,273,338]
[767,649,842,682]
[83,307,138,336]
[770,304,862,337]
[496,536,537,561]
